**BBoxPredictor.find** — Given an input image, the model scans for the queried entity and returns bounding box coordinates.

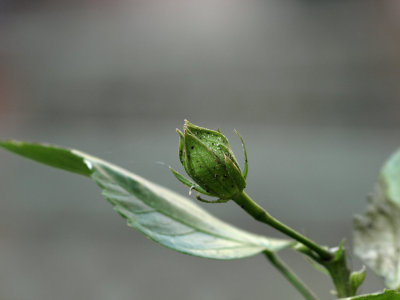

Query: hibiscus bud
[170,120,248,202]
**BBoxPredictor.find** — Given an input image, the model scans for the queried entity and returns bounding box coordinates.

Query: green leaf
[0,140,91,177]
[354,149,400,288]
[0,140,293,260]
[341,289,400,300]
[381,149,400,206]
[350,266,367,296]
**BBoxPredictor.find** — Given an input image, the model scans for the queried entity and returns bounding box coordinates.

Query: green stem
[232,192,333,261]
[323,246,353,298]
[264,251,319,300]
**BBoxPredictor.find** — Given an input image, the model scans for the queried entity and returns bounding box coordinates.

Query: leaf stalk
[232,192,333,261]
[264,251,319,300]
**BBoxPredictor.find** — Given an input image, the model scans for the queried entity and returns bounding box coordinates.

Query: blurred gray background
[1,0,400,299]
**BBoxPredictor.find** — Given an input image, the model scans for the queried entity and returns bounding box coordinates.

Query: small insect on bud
[170,120,248,203]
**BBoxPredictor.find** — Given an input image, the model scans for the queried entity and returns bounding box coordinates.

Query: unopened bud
[171,120,248,202]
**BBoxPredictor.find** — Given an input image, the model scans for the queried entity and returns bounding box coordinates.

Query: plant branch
[232,192,333,261]
[264,251,319,300]
[322,245,353,298]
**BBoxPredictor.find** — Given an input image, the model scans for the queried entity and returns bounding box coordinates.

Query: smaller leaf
[341,289,400,300]
[350,266,366,296]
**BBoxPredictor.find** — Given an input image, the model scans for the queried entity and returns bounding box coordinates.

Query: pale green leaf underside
[354,149,400,288]
[0,140,293,259]
[341,289,400,300]
[381,149,400,206]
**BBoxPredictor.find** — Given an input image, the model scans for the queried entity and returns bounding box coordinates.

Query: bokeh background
[1,0,400,299]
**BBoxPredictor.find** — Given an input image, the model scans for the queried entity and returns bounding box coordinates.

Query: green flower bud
[170,120,248,202]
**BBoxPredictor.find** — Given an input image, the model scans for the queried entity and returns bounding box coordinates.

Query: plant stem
[264,251,318,300]
[264,251,319,300]
[323,246,353,298]
[232,192,333,261]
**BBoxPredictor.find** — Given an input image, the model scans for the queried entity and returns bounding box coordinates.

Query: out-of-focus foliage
[354,149,400,289]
